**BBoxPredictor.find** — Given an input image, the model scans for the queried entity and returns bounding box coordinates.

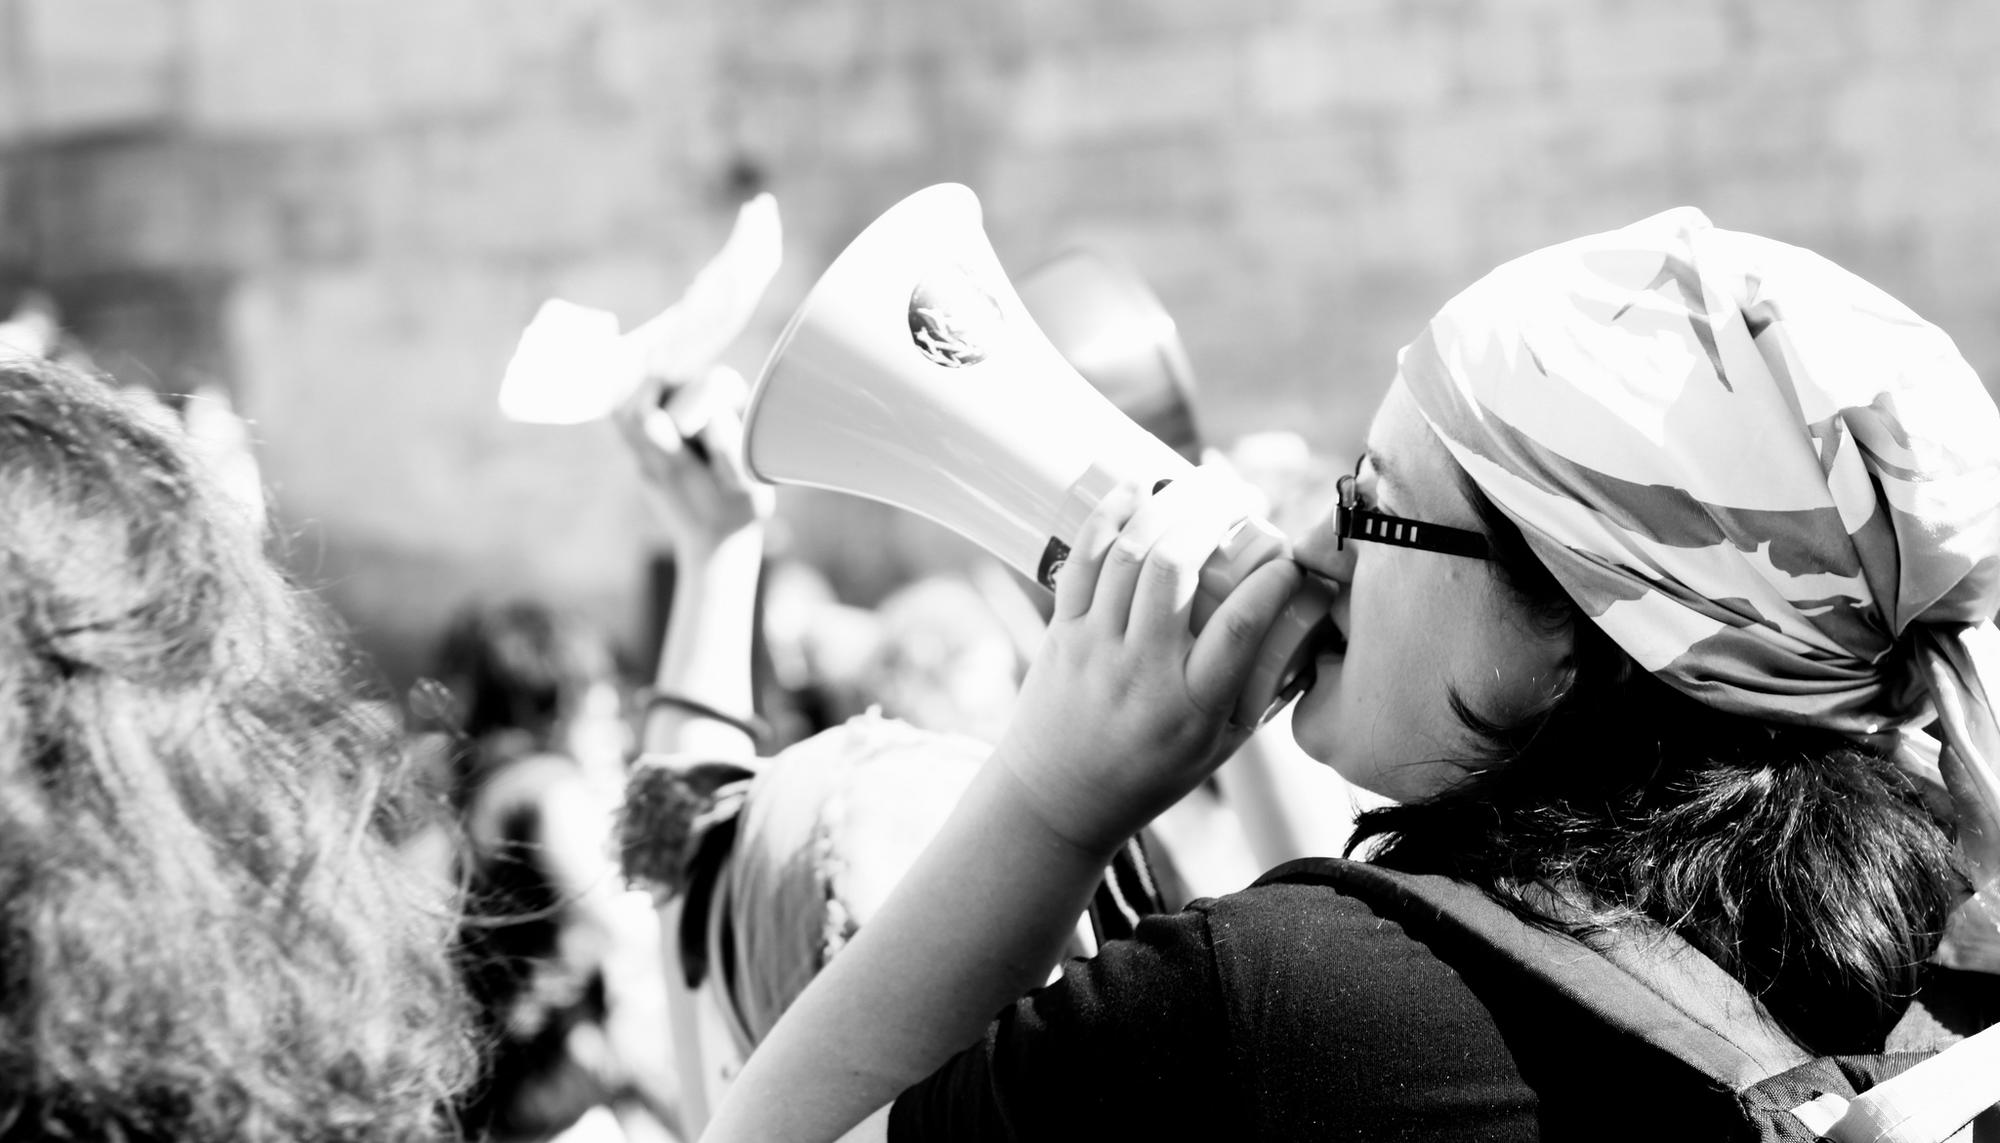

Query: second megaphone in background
[1016,246,1205,464]
[743,183,1337,729]
[498,193,783,425]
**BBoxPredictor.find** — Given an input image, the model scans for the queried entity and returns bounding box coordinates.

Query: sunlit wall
[3,0,1995,681]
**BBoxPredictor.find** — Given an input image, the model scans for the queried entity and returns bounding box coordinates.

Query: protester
[0,354,475,1140]
[614,351,1207,1135]
[430,600,678,1143]
[687,207,2000,1140]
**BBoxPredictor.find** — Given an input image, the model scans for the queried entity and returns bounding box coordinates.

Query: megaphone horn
[744,184,1335,728]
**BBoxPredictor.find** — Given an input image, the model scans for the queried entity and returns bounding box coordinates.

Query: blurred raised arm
[614,368,774,760]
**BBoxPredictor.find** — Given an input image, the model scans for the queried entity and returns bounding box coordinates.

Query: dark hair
[1349,473,1963,1055]
[0,359,475,1140]
[432,600,620,747]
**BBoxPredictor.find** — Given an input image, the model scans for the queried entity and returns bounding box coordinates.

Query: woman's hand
[613,366,774,556]
[995,468,1303,856]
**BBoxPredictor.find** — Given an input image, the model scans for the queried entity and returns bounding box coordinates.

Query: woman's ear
[1564,615,1636,696]
[1550,648,1580,704]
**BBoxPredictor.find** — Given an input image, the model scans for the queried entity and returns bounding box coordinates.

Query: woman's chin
[1286,658,1344,765]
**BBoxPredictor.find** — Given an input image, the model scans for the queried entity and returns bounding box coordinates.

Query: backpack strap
[1812,1022,2000,1143]
[1254,858,1814,1091]
[1257,858,2000,1141]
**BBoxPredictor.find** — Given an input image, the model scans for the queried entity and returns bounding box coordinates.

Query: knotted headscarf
[1399,207,2000,971]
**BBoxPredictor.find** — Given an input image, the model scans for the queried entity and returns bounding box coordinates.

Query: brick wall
[4,0,1997,682]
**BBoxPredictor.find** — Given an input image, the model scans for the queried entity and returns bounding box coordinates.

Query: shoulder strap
[1812,1023,2000,1143]
[1255,857,1814,1091]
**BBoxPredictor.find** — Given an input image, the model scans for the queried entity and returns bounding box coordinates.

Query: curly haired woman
[0,357,474,1141]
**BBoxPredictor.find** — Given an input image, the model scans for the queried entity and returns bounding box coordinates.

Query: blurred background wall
[2,0,1997,685]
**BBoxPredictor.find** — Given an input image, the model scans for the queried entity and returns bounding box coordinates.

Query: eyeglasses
[1334,457,1491,560]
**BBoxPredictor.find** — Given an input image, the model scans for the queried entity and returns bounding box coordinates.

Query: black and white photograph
[2,2,1998,1140]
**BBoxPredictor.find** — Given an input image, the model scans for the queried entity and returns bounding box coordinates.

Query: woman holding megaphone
[638,202,2000,1142]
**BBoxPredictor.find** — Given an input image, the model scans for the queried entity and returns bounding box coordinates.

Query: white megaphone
[743,184,1336,728]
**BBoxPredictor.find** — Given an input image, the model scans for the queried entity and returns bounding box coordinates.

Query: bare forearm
[702,751,1116,1143]
[644,523,764,757]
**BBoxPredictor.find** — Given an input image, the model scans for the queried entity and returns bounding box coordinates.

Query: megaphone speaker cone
[746,184,1335,727]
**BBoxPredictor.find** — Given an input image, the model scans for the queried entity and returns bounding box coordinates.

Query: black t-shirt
[888,880,1540,1142]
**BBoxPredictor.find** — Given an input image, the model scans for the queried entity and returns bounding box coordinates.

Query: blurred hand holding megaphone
[614,365,774,556]
[743,184,1337,728]
[499,193,782,425]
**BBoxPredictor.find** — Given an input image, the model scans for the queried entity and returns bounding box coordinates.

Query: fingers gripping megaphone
[743,184,1336,728]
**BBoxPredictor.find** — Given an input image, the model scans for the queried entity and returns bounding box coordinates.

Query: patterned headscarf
[1399,207,2000,971]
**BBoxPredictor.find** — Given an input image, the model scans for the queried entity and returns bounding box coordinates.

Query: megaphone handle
[1192,518,1285,632]
[1038,462,1165,590]
[1125,476,1281,632]
[1044,467,1287,628]
[1048,466,1331,728]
